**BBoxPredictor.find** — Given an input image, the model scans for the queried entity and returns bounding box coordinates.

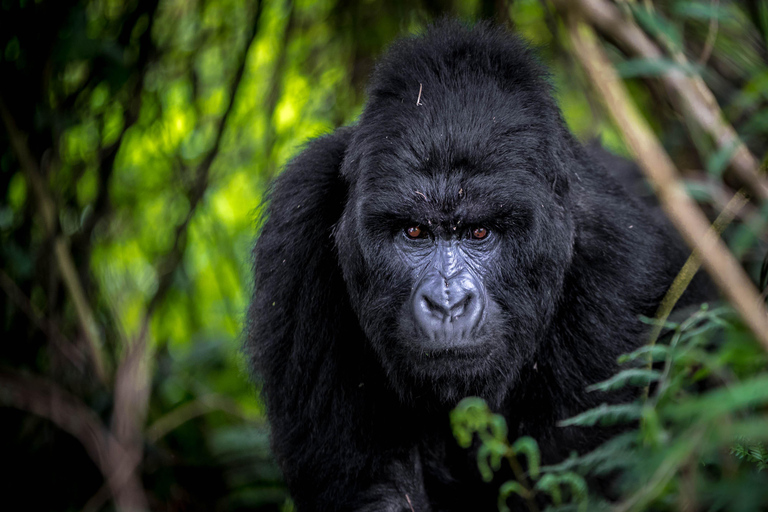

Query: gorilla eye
[405,226,426,239]
[471,227,489,240]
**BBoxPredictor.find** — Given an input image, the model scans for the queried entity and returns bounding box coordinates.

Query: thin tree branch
[562,18,768,349]
[0,270,86,369]
[148,1,263,315]
[0,369,147,510]
[697,0,720,65]
[560,0,768,202]
[263,1,296,180]
[0,96,107,382]
[145,394,250,442]
[641,187,750,403]
[108,9,265,512]
[78,0,161,248]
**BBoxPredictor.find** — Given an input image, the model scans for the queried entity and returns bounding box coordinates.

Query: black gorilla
[247,21,708,512]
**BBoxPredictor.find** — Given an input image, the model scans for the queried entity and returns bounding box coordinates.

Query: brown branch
[110,326,151,495]
[0,369,147,510]
[108,10,266,511]
[83,393,250,512]
[560,0,768,202]
[562,18,768,349]
[145,394,249,442]
[0,270,87,370]
[263,2,296,180]
[0,96,107,382]
[78,0,161,248]
[148,3,263,315]
[697,0,720,65]
[641,187,750,404]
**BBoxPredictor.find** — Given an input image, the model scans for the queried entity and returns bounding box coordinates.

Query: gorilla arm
[246,128,430,512]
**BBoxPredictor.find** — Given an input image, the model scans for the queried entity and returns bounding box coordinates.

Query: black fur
[247,21,708,512]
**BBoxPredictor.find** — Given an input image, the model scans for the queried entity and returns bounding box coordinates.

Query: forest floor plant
[452,303,768,512]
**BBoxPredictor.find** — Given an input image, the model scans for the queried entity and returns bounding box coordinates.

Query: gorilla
[247,21,709,512]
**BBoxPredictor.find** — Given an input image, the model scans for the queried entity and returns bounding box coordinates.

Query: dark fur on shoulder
[246,20,709,512]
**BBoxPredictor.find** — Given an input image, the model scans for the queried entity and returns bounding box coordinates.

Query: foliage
[452,305,768,511]
[0,0,431,509]
[451,398,589,512]
[731,440,768,472]
[1,0,767,510]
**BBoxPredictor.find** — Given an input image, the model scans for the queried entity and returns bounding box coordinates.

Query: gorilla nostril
[420,290,476,321]
[421,295,448,318]
[449,296,472,320]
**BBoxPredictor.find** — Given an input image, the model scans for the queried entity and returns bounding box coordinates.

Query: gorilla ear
[247,128,355,378]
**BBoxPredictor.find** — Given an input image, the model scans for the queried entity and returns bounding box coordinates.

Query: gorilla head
[334,28,576,404]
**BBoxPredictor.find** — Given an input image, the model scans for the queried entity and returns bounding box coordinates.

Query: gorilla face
[400,224,489,349]
[336,117,576,404]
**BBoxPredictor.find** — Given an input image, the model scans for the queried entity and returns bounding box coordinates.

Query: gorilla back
[247,21,707,512]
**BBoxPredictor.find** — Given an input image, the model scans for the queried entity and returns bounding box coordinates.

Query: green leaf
[498,481,528,512]
[673,1,727,20]
[544,432,639,476]
[618,345,670,365]
[557,472,589,504]
[536,474,563,504]
[476,443,498,482]
[451,396,497,448]
[664,375,768,421]
[631,7,683,50]
[615,58,698,78]
[535,473,588,510]
[559,403,643,428]
[706,140,739,177]
[511,436,541,478]
[587,369,661,392]
[639,314,679,330]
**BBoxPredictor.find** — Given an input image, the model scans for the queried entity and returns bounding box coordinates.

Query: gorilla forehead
[352,123,553,230]
[342,21,560,208]
[357,162,543,228]
[352,78,556,184]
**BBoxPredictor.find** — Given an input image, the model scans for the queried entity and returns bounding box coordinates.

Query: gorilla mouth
[399,336,517,406]
[415,343,494,363]
[416,321,485,350]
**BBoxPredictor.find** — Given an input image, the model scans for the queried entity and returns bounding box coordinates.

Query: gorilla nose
[413,275,484,345]
[421,292,472,320]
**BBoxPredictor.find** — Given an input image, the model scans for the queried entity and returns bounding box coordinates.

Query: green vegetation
[452,306,768,511]
[1,0,767,510]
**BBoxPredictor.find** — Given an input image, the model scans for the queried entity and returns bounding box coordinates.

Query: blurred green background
[1,0,768,511]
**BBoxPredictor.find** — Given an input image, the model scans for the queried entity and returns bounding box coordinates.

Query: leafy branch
[557,7,768,350]
[451,397,588,512]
